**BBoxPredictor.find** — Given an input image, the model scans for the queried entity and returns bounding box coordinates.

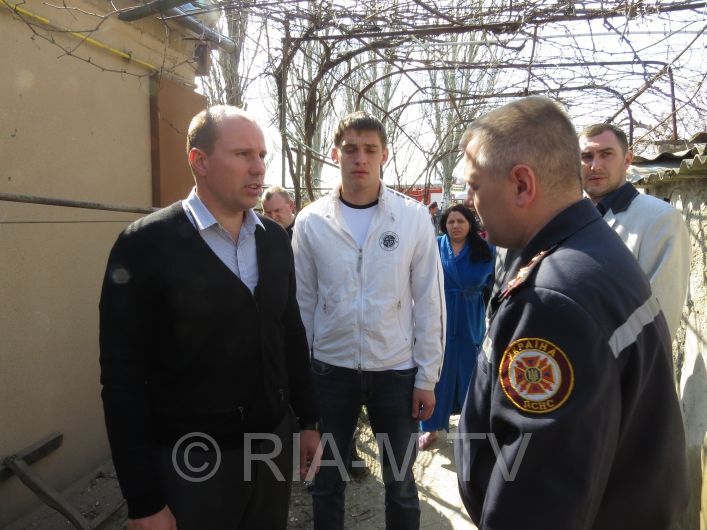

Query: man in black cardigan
[99,106,319,530]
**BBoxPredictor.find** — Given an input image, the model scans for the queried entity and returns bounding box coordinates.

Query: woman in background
[419,204,494,450]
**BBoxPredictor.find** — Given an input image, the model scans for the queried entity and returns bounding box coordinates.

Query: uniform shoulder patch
[499,337,574,414]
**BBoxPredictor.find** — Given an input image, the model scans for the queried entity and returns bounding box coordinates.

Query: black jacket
[455,199,688,529]
[99,202,315,518]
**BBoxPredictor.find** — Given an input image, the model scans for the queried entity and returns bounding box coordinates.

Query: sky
[205,5,706,192]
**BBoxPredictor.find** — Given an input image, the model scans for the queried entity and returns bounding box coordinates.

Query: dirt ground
[6,417,475,530]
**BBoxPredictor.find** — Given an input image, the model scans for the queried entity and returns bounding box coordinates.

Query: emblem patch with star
[499,337,574,414]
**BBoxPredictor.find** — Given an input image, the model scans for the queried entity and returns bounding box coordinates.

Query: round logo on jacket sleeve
[379,231,399,251]
[499,337,574,414]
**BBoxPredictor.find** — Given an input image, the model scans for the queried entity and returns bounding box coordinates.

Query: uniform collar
[519,199,601,265]
[596,181,639,216]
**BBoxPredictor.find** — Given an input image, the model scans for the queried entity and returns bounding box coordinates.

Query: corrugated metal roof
[627,134,707,184]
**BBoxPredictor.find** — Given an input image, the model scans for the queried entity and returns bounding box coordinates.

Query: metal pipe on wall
[0,192,155,214]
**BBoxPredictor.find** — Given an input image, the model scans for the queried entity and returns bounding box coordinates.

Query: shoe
[418,431,438,451]
[347,445,369,479]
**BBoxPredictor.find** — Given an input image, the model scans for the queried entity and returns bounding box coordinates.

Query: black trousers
[155,412,296,530]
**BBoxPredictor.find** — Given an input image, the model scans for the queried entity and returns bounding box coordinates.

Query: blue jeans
[311,358,420,530]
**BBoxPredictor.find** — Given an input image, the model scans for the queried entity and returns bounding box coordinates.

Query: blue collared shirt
[182,188,264,294]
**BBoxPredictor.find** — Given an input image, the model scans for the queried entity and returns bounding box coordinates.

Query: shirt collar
[183,187,265,234]
[596,181,639,216]
[242,208,266,235]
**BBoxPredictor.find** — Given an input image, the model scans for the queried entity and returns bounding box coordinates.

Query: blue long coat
[421,235,494,432]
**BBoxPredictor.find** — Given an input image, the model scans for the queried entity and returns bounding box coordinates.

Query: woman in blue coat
[419,204,494,450]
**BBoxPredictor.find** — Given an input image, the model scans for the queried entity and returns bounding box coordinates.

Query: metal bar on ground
[3,457,92,530]
[0,432,63,482]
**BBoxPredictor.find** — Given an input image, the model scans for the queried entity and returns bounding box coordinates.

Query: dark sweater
[99,202,315,518]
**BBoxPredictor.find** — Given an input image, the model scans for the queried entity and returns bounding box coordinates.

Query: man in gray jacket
[293,111,445,530]
[579,123,690,339]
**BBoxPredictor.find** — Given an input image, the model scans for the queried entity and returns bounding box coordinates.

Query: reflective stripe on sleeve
[608,296,662,357]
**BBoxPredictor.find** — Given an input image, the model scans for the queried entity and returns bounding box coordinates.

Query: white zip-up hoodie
[292,181,446,391]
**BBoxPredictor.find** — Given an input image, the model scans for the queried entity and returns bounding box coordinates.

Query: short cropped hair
[263,185,293,203]
[186,105,251,156]
[578,123,629,153]
[459,96,581,191]
[333,111,387,148]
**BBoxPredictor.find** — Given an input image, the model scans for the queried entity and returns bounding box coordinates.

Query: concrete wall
[0,1,197,524]
[651,180,707,530]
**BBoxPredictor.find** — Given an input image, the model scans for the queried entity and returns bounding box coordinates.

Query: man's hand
[126,506,176,530]
[299,429,321,481]
[412,387,435,421]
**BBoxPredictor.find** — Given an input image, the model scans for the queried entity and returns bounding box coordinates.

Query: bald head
[187,105,259,156]
[185,105,266,219]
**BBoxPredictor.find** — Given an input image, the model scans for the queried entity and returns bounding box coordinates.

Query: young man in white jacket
[292,111,445,530]
[579,123,690,340]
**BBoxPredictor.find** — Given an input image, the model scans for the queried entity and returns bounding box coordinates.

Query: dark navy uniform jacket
[455,199,688,529]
